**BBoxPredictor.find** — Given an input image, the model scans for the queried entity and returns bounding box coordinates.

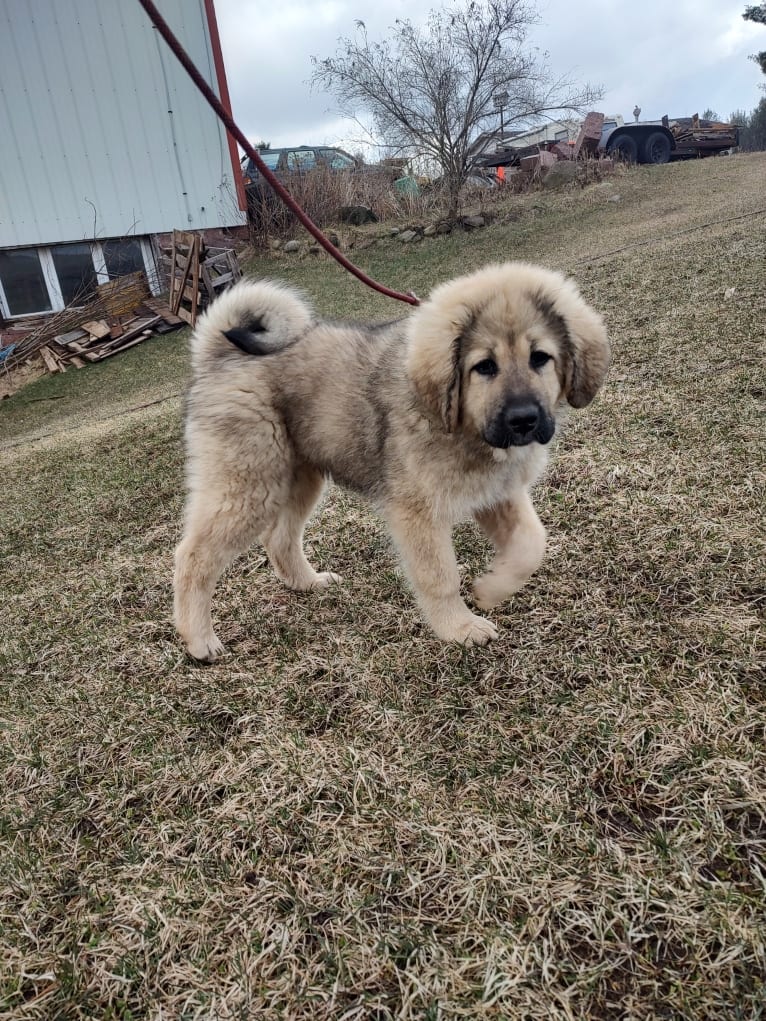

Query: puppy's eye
[472,358,498,377]
[530,350,552,370]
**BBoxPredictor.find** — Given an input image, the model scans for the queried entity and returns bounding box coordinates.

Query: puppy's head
[405,262,610,447]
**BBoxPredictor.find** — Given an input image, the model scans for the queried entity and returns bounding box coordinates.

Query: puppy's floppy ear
[422,334,465,430]
[407,320,468,434]
[536,282,611,408]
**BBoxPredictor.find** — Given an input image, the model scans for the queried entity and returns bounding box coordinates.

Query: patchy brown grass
[1,154,765,1020]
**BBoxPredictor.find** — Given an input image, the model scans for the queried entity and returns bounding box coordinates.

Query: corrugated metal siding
[0,0,246,248]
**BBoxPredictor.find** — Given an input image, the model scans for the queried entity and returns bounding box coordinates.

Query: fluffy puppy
[174,262,609,661]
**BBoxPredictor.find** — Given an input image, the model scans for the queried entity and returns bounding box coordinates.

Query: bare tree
[312,0,602,217]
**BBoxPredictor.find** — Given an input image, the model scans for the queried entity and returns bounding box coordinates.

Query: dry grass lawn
[1,154,765,1020]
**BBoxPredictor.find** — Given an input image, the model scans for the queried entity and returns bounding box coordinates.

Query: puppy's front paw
[186,633,225,663]
[471,572,517,610]
[435,613,498,646]
[458,614,499,646]
[310,571,342,590]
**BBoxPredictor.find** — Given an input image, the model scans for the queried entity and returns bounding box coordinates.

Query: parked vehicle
[601,116,739,165]
[242,145,358,185]
[242,145,366,212]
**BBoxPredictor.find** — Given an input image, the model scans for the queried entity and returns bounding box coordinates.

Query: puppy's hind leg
[472,491,547,611]
[260,465,342,591]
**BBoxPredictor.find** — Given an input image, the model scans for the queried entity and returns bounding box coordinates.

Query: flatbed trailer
[602,115,739,164]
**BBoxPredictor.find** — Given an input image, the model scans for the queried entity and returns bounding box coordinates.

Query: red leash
[136,0,420,307]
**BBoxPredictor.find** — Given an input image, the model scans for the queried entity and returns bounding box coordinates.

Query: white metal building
[0,0,246,321]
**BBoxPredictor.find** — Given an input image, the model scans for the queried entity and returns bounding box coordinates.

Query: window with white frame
[51,243,99,306]
[102,239,146,279]
[0,249,53,316]
[0,237,158,319]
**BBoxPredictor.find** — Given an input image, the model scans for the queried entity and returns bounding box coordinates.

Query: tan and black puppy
[174,262,609,661]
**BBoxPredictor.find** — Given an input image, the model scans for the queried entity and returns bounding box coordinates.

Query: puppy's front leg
[472,491,547,610]
[385,503,498,646]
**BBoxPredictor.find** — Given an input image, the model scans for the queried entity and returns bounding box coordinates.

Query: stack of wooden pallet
[168,230,242,327]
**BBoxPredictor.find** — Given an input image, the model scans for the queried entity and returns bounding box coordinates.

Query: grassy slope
[1,155,765,1020]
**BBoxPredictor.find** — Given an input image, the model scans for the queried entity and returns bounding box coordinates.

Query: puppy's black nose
[506,402,539,439]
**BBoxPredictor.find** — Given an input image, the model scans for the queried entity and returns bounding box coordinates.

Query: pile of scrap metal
[474,112,606,176]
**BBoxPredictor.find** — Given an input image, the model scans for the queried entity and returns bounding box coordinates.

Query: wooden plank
[40,345,63,373]
[171,240,196,315]
[201,265,237,295]
[189,241,200,328]
[201,263,221,299]
[90,330,154,361]
[144,299,183,325]
[169,231,178,307]
[173,230,200,249]
[181,284,203,305]
[54,328,88,346]
[81,319,110,339]
[153,320,184,334]
[200,249,242,304]
[64,339,88,352]
[95,316,161,352]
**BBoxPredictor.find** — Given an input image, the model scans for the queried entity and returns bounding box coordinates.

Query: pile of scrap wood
[38,300,184,373]
[663,115,739,153]
[0,232,243,388]
[0,272,183,376]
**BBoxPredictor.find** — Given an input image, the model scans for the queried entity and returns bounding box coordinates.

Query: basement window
[0,248,53,316]
[102,238,145,279]
[51,243,99,306]
[0,237,159,319]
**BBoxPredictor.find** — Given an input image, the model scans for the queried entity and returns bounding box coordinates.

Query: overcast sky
[214,0,765,152]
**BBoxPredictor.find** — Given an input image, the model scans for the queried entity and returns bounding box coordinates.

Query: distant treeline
[729,99,766,150]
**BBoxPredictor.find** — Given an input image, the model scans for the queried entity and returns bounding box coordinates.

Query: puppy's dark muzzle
[483,400,555,448]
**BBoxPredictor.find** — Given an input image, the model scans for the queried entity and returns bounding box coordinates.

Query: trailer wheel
[606,133,638,163]
[643,131,672,164]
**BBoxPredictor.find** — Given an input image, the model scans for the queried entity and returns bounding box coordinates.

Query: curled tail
[191,278,314,366]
